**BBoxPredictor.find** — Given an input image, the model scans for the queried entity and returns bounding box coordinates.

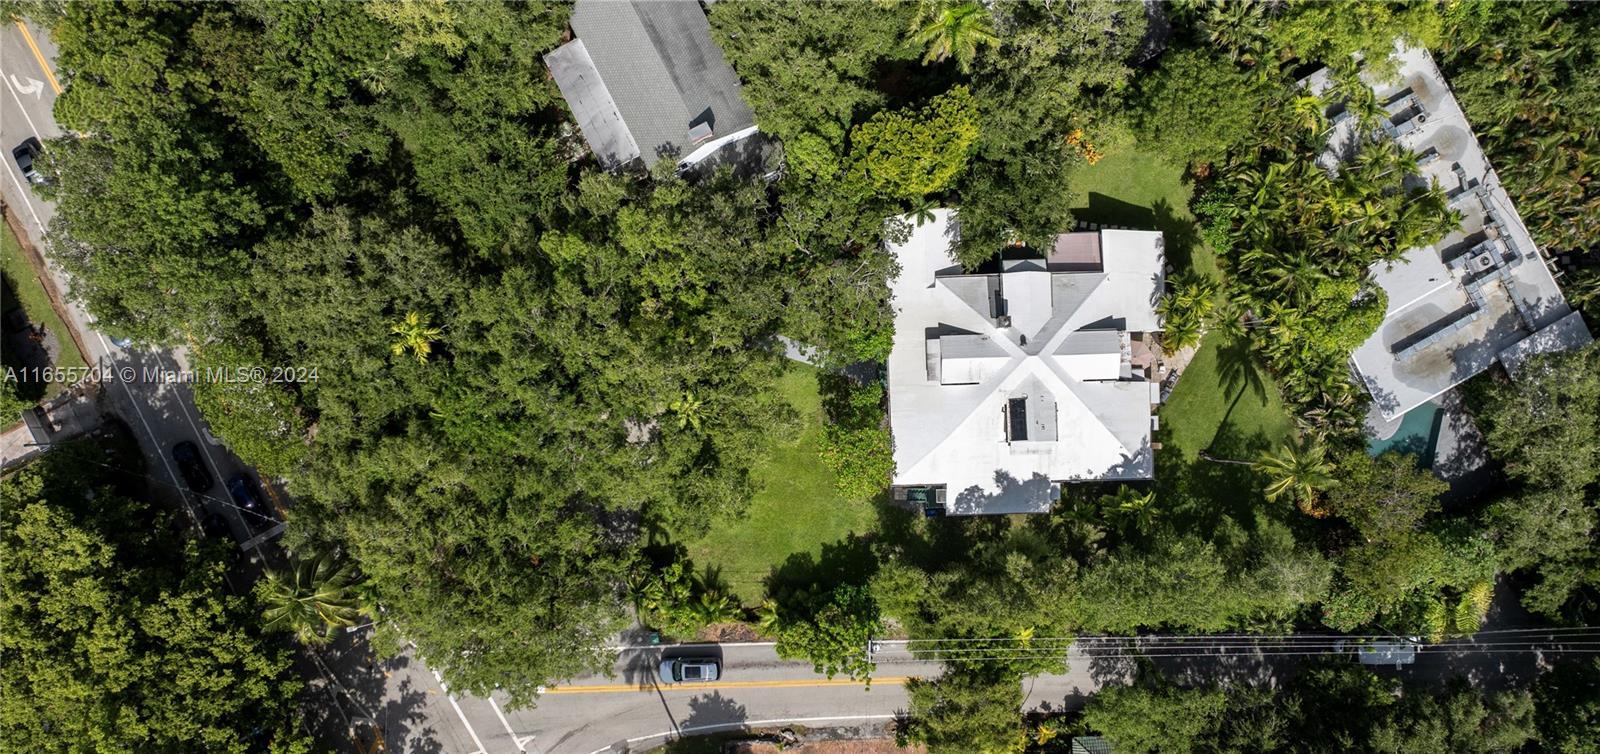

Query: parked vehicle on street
[12,137,44,185]
[657,657,720,685]
[171,441,214,493]
[225,473,274,532]
[199,511,234,541]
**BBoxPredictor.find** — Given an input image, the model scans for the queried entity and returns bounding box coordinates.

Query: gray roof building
[544,0,758,171]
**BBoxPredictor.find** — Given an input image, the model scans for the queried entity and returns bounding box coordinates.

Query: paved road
[1,19,282,547]
[310,623,1589,754]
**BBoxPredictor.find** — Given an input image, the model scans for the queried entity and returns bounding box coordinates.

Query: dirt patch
[731,741,922,754]
[697,622,762,643]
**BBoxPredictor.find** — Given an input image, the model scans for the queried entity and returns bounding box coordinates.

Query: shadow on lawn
[1155,418,1285,541]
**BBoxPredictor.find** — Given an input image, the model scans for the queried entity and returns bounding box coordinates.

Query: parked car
[171,441,214,493]
[12,137,43,185]
[225,473,275,532]
[657,657,720,685]
[199,511,234,541]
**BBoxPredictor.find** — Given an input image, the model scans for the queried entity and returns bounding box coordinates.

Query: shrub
[818,374,893,501]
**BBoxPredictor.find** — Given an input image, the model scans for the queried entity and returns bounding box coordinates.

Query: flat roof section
[1331,45,1591,420]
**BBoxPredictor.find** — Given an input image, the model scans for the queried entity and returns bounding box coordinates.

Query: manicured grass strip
[1159,330,1295,462]
[1065,134,1218,281]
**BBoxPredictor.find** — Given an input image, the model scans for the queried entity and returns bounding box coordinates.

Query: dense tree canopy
[1085,663,1537,754]
[0,432,314,753]
[20,0,1600,733]
[1471,343,1600,620]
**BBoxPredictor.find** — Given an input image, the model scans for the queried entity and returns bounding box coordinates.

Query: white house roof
[887,211,1163,515]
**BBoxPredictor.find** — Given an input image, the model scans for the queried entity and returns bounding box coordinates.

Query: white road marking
[488,696,533,751]
[2,63,198,524]
[430,670,489,754]
[8,73,42,98]
[581,714,899,754]
[152,351,258,538]
[0,64,44,137]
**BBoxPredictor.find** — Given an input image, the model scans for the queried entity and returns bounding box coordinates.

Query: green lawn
[1160,331,1295,461]
[1062,134,1294,517]
[1155,330,1296,525]
[1,223,87,402]
[1065,131,1218,280]
[681,362,879,605]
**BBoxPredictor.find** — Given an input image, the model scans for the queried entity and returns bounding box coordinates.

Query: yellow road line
[541,676,909,695]
[16,21,61,95]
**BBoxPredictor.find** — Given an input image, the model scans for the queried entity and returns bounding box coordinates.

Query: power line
[48,452,282,527]
[873,646,1600,664]
[896,637,1600,656]
[891,626,1600,644]
[893,640,1600,656]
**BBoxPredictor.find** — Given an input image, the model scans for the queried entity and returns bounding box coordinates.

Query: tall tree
[258,552,365,645]
[1256,437,1337,513]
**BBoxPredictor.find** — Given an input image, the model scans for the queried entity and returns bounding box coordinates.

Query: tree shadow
[681,690,748,732]
[300,635,443,754]
[765,534,879,604]
[1214,334,1267,428]
[1151,198,1203,276]
[1156,422,1282,539]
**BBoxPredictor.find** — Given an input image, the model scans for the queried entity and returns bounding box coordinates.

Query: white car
[657,657,720,684]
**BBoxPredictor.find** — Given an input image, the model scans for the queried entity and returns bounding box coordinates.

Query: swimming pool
[1367,401,1444,467]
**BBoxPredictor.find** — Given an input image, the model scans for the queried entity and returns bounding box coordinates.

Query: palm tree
[1255,437,1337,515]
[910,197,939,227]
[1200,1,1269,65]
[910,0,998,73]
[259,553,364,645]
[1098,485,1158,533]
[390,311,443,364]
[669,391,705,431]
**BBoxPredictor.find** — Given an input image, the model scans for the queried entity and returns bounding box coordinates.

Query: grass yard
[1159,330,1295,461]
[1155,330,1296,525]
[681,362,879,606]
[1063,134,1295,516]
[1064,131,1218,280]
[1,223,87,402]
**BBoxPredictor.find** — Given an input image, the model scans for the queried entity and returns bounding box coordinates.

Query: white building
[1303,46,1592,421]
[886,211,1165,515]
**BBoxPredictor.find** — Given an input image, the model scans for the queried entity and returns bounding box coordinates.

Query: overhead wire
[49,451,283,527]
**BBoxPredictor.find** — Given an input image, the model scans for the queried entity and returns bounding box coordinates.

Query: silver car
[657,657,720,684]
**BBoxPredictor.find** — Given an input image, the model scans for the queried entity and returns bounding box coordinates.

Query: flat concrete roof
[887,210,1163,514]
[1327,46,1591,419]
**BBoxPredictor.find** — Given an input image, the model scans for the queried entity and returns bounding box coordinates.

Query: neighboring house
[1302,46,1592,422]
[886,210,1165,516]
[543,0,766,172]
